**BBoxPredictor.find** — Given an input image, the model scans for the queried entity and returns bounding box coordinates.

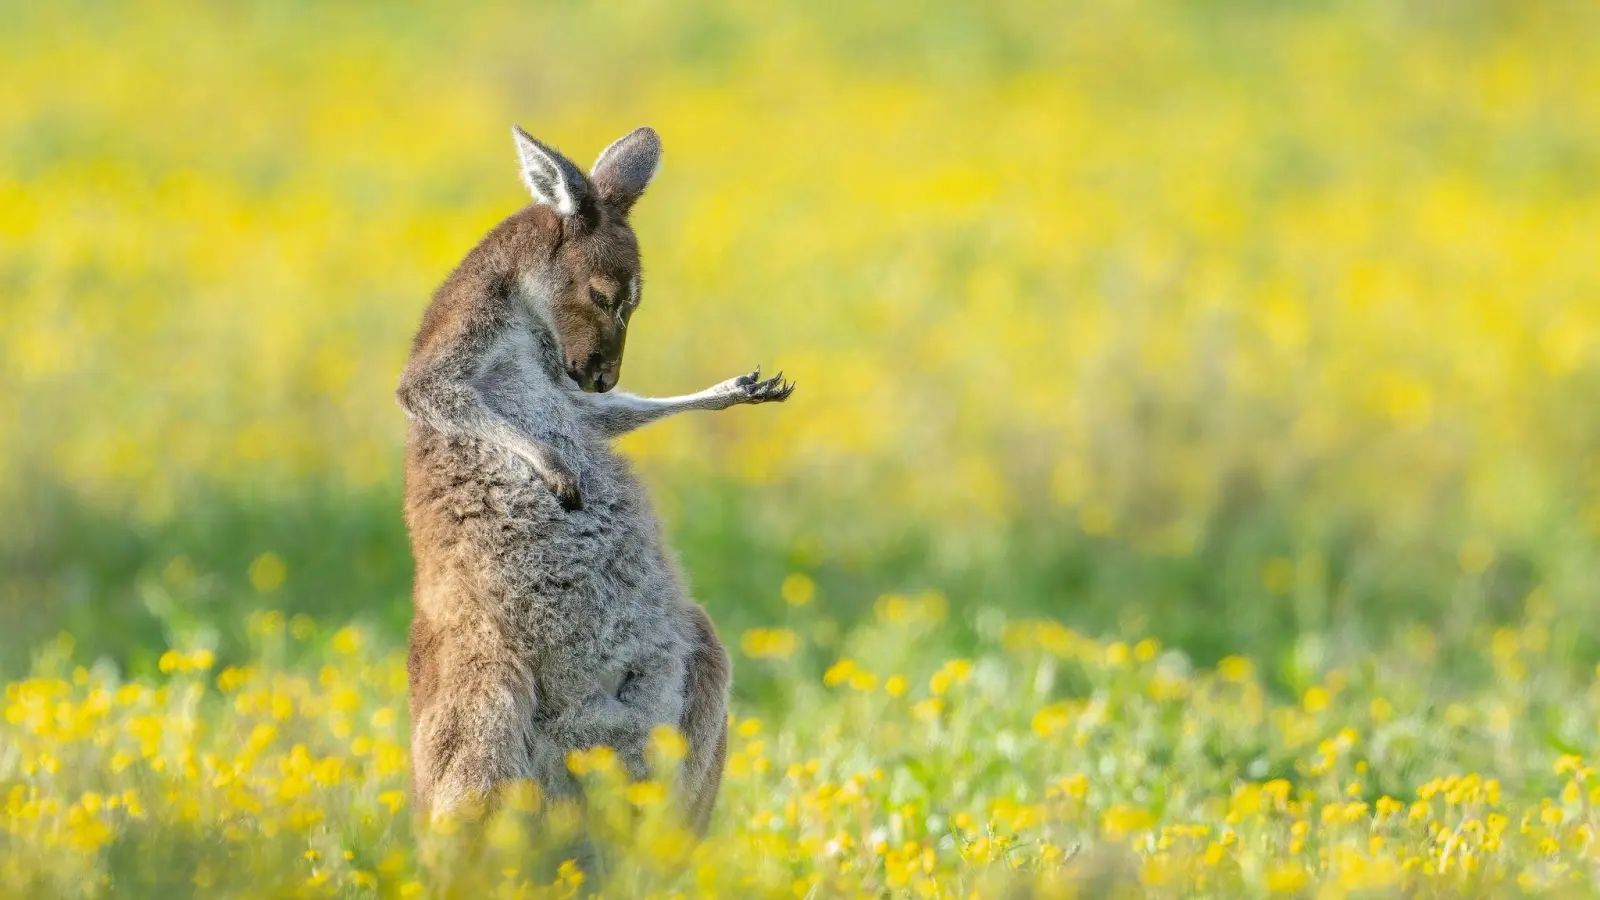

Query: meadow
[6,0,1600,895]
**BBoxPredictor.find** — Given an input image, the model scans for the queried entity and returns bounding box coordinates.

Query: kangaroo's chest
[477,330,578,438]
[483,456,675,626]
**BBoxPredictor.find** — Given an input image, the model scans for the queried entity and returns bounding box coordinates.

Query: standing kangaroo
[397,125,793,832]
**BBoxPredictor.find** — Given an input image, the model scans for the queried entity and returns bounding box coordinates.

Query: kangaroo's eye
[588,287,609,307]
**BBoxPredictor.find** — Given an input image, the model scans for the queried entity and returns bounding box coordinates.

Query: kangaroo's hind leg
[409,614,538,820]
[677,604,732,834]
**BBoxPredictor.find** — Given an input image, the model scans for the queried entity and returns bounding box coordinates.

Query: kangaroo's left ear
[512,125,591,219]
[590,126,661,217]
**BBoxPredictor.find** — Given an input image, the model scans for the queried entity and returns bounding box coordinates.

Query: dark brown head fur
[511,126,661,393]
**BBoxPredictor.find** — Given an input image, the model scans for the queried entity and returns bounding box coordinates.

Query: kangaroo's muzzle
[569,354,619,393]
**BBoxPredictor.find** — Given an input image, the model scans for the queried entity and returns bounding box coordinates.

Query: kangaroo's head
[512,125,662,393]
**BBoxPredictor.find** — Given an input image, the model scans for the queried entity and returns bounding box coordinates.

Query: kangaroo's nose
[597,369,618,392]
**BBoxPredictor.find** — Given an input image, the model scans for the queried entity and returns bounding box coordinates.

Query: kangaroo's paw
[729,367,795,404]
[539,461,584,512]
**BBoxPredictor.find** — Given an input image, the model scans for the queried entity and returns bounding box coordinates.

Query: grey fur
[397,126,791,833]
[590,127,662,216]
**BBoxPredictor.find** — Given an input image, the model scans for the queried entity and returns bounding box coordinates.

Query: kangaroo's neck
[448,206,575,394]
[528,314,568,388]
[510,272,572,389]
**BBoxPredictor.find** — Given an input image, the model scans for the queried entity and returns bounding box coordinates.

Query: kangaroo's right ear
[590,126,661,217]
[512,125,590,219]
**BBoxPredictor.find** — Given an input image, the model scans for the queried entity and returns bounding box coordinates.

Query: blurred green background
[5,0,1600,697]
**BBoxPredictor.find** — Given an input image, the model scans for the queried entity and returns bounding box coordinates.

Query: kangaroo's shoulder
[407,207,559,357]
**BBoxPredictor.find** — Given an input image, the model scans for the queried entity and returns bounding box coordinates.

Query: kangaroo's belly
[405,427,691,712]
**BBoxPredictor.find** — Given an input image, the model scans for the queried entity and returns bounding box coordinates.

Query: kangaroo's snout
[569,354,620,393]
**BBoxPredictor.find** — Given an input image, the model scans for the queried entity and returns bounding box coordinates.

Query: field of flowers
[6,0,1600,895]
[9,601,1600,896]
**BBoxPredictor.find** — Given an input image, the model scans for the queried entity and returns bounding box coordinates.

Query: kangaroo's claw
[734,368,794,403]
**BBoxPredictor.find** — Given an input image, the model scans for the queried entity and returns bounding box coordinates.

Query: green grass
[6,468,1586,700]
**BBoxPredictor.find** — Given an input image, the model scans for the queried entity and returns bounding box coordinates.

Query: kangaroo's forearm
[578,389,731,439]
[401,377,532,459]
[397,368,571,479]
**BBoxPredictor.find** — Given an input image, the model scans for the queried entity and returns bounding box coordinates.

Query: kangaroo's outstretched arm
[397,299,584,510]
[576,367,794,440]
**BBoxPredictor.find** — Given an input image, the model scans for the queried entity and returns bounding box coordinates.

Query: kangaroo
[397,125,792,833]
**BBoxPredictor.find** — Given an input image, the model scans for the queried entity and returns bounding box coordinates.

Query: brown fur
[679,604,733,833]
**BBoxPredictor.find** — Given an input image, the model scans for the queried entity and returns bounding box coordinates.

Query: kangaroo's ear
[512,125,591,219]
[590,126,661,217]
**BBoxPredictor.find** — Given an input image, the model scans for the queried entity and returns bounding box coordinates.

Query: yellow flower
[502,780,541,813]
[215,666,249,693]
[1265,862,1309,893]
[1102,804,1155,840]
[781,573,815,607]
[1302,686,1330,713]
[643,825,695,866]
[312,757,343,786]
[1217,655,1254,683]
[556,860,585,885]
[929,659,973,696]
[330,627,364,655]
[740,627,801,660]
[249,610,285,639]
[823,659,857,687]
[1051,773,1089,801]
[1555,754,1586,776]
[248,553,287,593]
[1031,702,1073,737]
[649,724,689,763]
[625,780,668,806]
[1104,642,1130,667]
[289,615,316,641]
[377,790,407,814]
[566,745,619,777]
